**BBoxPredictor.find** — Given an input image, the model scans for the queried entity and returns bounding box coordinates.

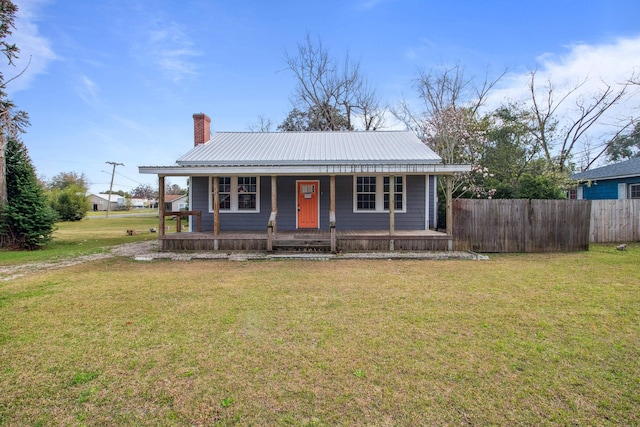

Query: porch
[159,228,452,252]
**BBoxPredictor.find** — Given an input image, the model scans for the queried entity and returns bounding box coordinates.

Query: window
[384,176,403,210]
[568,189,577,200]
[211,176,260,212]
[356,176,376,210]
[219,177,231,209]
[237,176,257,210]
[631,183,640,199]
[354,176,406,212]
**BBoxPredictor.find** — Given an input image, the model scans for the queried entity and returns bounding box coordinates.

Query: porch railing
[164,210,202,233]
[266,210,336,253]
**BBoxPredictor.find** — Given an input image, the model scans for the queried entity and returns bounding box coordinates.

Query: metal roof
[176,131,442,166]
[571,157,640,181]
[139,131,473,176]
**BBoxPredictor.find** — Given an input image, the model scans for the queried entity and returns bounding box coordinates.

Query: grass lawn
[0,213,165,266]
[0,243,638,425]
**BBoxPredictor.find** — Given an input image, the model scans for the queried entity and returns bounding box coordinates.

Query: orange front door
[297,180,319,229]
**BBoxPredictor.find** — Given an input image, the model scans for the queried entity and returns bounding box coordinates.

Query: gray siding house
[139,114,470,252]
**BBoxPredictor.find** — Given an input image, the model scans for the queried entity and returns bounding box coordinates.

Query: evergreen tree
[1,137,57,249]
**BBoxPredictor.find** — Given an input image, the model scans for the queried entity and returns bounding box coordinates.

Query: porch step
[272,239,332,252]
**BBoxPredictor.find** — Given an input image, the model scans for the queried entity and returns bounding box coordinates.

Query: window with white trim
[631,183,640,199]
[354,176,406,212]
[384,176,403,210]
[211,176,260,212]
[356,176,376,210]
[237,176,257,210]
[219,177,231,209]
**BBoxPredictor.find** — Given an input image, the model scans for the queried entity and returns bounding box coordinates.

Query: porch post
[158,175,165,238]
[389,175,395,234]
[330,175,336,253]
[389,175,395,251]
[446,175,453,250]
[425,174,430,230]
[267,175,277,252]
[213,176,219,250]
[271,175,277,233]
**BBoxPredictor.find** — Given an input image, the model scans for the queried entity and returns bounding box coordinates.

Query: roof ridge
[213,130,411,134]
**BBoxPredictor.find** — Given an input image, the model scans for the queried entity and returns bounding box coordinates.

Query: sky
[2,0,640,194]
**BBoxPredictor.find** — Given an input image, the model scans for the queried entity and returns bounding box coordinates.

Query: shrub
[49,185,90,221]
[517,173,566,199]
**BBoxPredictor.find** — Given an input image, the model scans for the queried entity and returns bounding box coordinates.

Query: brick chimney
[193,113,211,146]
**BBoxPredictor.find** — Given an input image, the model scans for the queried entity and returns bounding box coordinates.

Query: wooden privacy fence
[590,200,640,243]
[453,199,592,253]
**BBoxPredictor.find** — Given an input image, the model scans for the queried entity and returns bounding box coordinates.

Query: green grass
[0,213,162,265]
[0,243,638,425]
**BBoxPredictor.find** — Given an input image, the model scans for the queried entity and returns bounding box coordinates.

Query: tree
[394,63,504,142]
[278,105,352,131]
[394,64,505,199]
[480,104,544,197]
[48,171,88,192]
[46,171,90,221]
[101,189,127,196]
[165,181,186,195]
[284,34,385,131]
[0,0,29,207]
[516,173,566,199]
[605,121,640,162]
[0,137,56,249]
[48,184,89,221]
[247,115,273,132]
[131,183,157,199]
[525,71,630,172]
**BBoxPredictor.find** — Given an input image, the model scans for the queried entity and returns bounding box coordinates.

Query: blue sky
[3,0,640,194]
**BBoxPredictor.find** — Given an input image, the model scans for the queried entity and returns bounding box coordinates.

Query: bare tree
[247,115,273,132]
[393,63,505,144]
[284,34,385,131]
[393,63,505,199]
[526,70,631,172]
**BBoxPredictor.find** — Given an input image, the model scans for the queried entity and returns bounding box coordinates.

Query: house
[164,194,189,212]
[139,113,470,252]
[571,158,640,200]
[88,193,124,211]
[129,197,151,208]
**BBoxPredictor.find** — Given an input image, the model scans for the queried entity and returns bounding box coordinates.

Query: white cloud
[488,36,640,111]
[0,0,57,93]
[136,21,201,83]
[77,75,97,104]
[357,0,390,10]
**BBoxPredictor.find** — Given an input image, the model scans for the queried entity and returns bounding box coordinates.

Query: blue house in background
[571,158,640,200]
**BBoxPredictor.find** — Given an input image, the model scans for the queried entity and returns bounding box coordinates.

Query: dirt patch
[1,240,488,281]
[0,241,159,282]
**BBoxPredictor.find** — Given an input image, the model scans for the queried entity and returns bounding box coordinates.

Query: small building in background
[88,193,123,211]
[164,194,189,212]
[571,158,640,200]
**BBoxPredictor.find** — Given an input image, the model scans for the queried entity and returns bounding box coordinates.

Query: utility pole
[105,161,124,218]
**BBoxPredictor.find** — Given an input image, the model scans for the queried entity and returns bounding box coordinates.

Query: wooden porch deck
[160,229,452,252]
